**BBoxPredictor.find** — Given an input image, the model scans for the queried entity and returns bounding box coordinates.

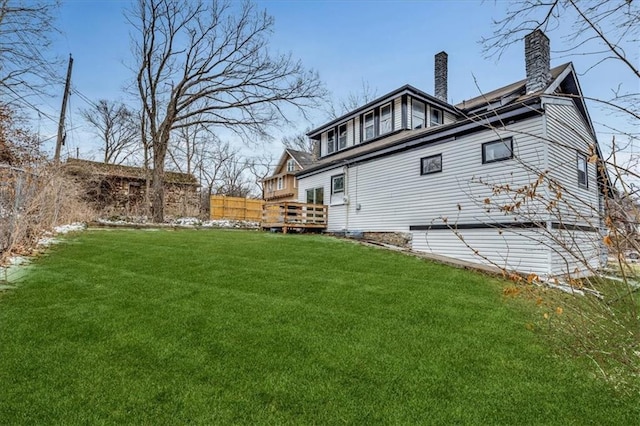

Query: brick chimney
[434,51,448,102]
[525,29,552,94]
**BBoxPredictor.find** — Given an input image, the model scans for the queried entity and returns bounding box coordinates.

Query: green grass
[0,229,637,424]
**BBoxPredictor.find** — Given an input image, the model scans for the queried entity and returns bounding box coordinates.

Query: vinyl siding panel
[412,228,550,276]
[443,111,456,125]
[545,101,599,225]
[394,97,402,131]
[320,131,328,157]
[354,116,360,144]
[346,120,354,147]
[549,229,601,277]
[297,170,346,231]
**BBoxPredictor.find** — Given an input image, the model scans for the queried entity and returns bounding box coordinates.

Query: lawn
[0,229,637,424]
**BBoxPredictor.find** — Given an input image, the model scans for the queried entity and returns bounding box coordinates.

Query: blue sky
[40,0,637,162]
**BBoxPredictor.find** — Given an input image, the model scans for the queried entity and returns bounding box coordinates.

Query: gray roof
[287,149,315,168]
[456,63,571,112]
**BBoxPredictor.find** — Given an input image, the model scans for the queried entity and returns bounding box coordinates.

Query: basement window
[482,138,513,164]
[577,153,588,188]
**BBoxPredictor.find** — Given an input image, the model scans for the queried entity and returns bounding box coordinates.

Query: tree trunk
[151,133,169,223]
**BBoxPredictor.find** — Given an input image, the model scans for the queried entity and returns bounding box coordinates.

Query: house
[262,148,315,202]
[296,30,606,279]
[64,158,200,217]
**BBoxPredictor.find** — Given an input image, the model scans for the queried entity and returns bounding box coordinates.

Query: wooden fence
[210,195,263,221]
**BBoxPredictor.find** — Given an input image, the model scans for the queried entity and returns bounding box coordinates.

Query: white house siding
[299,116,552,272]
[412,228,551,276]
[544,99,603,276]
[394,97,402,130]
[296,170,347,231]
[346,120,354,148]
[354,117,360,144]
[443,111,456,125]
[320,132,328,157]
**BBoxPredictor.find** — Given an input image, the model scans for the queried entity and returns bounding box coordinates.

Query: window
[430,108,443,126]
[380,103,392,135]
[287,159,295,172]
[306,187,324,204]
[577,153,588,187]
[482,138,513,163]
[364,111,375,141]
[338,123,348,150]
[327,130,336,154]
[277,177,283,190]
[421,154,442,175]
[331,174,345,194]
[411,100,425,129]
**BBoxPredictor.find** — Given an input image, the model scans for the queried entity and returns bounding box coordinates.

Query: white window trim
[380,102,392,135]
[327,129,336,154]
[331,174,345,194]
[338,123,348,150]
[363,111,375,141]
[411,99,426,130]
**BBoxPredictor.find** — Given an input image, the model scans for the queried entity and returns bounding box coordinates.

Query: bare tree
[128,0,326,222]
[281,129,314,153]
[80,100,139,165]
[246,151,274,198]
[0,1,61,103]
[217,158,252,198]
[326,79,378,119]
[470,1,640,384]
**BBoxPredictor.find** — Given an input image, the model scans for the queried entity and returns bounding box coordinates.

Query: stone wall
[362,232,413,248]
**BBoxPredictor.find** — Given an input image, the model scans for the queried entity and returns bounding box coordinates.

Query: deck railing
[262,202,327,232]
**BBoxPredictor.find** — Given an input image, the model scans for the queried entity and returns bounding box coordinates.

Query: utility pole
[54,54,73,165]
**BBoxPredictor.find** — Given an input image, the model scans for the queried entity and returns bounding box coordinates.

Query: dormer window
[430,108,443,126]
[364,111,375,141]
[411,100,425,129]
[338,123,347,150]
[380,103,392,135]
[287,159,295,172]
[327,129,336,154]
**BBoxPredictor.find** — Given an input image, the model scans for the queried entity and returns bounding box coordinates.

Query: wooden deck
[261,202,328,233]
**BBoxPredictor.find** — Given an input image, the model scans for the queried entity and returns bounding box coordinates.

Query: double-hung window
[364,111,375,141]
[338,123,347,150]
[430,108,443,126]
[482,138,513,163]
[327,130,336,154]
[331,174,345,194]
[380,103,392,135]
[412,100,425,129]
[277,176,283,190]
[287,159,295,172]
[577,153,588,188]
[306,187,324,204]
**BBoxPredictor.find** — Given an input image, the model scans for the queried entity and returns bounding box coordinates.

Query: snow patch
[53,223,86,234]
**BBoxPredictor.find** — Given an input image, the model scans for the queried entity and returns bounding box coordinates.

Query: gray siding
[394,97,402,130]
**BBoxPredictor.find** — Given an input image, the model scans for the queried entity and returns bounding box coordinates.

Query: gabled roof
[64,158,199,185]
[307,84,460,138]
[456,63,571,113]
[287,149,314,168]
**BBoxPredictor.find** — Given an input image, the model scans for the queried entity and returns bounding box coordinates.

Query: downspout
[541,100,553,279]
[343,164,349,232]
